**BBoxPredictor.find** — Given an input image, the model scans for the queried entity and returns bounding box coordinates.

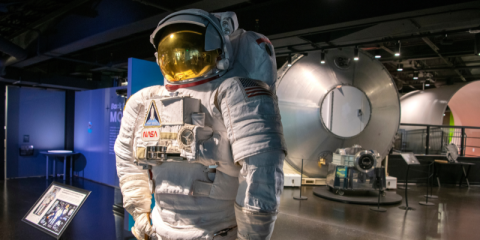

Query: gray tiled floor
[273,186,480,240]
[2,178,480,240]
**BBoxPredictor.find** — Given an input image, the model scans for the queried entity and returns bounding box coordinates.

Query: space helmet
[150,9,238,84]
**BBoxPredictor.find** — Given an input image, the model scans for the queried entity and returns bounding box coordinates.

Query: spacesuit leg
[235,151,284,240]
[38,204,45,214]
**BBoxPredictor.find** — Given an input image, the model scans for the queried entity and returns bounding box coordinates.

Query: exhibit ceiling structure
[1,0,479,191]
[0,0,479,92]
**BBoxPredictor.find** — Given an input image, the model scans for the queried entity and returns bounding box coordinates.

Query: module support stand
[294,159,308,200]
[398,153,420,211]
[370,168,386,212]
[424,161,438,198]
[399,165,415,210]
[420,161,435,206]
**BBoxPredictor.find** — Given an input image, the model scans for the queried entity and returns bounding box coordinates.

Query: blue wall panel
[128,58,164,97]
[6,87,65,178]
[74,87,126,187]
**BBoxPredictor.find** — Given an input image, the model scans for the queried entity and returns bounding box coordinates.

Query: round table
[40,151,80,181]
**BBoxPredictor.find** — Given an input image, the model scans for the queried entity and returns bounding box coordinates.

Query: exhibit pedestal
[293,159,308,200]
[398,153,420,211]
[370,171,387,212]
[313,187,402,205]
[419,161,435,206]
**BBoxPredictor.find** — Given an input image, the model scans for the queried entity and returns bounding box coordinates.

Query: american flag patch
[239,78,272,98]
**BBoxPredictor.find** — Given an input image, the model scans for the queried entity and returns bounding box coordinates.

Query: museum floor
[1,178,480,240]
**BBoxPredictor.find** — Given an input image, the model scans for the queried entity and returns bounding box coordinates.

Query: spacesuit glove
[234,203,278,240]
[131,213,155,240]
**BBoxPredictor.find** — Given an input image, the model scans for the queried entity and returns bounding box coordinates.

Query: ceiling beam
[391,65,480,73]
[132,0,174,12]
[12,0,249,68]
[274,25,479,56]
[8,0,92,39]
[379,51,473,62]
[422,37,467,81]
[380,43,395,55]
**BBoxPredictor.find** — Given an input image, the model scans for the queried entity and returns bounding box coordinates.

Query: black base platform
[313,186,403,205]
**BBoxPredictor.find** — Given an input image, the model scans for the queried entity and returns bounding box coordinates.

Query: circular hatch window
[320,85,372,138]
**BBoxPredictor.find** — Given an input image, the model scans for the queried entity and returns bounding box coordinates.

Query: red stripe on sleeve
[256,37,272,45]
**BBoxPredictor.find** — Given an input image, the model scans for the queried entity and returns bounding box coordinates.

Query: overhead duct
[0,36,28,69]
[276,48,400,178]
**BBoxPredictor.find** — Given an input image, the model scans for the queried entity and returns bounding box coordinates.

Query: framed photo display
[22,181,91,239]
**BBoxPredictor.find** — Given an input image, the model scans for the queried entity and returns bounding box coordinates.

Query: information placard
[400,152,421,165]
[22,182,91,239]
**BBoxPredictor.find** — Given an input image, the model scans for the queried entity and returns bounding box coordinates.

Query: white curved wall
[400,81,480,156]
[448,81,480,156]
[400,83,467,125]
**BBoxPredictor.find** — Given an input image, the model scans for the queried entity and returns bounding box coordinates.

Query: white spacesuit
[49,207,63,225]
[34,189,57,215]
[115,9,286,240]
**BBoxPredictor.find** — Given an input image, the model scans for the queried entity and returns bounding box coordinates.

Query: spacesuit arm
[235,151,284,240]
[114,90,152,221]
[216,78,286,240]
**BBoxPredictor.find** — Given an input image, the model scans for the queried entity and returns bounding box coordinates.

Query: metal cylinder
[276,48,400,178]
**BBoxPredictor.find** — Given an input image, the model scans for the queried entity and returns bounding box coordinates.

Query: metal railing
[394,124,480,157]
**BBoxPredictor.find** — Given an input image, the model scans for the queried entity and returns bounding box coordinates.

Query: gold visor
[157,29,219,82]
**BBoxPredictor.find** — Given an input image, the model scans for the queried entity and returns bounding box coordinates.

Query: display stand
[23,182,91,239]
[293,159,308,200]
[40,151,80,181]
[370,168,386,212]
[419,161,435,206]
[398,153,420,211]
[424,161,438,199]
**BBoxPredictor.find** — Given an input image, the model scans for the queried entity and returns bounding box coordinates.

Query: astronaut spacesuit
[49,206,63,225]
[34,189,57,215]
[115,9,286,240]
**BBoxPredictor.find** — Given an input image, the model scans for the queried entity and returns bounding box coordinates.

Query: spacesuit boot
[115,9,286,240]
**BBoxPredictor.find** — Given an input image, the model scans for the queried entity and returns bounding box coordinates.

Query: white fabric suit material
[115,90,153,238]
[115,9,286,240]
[235,151,285,240]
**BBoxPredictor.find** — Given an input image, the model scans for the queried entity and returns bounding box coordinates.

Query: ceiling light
[425,83,430,87]
[354,46,359,61]
[413,72,419,80]
[397,64,403,71]
[394,41,401,57]
[441,34,454,45]
[170,34,174,38]
[320,51,325,64]
[374,49,381,59]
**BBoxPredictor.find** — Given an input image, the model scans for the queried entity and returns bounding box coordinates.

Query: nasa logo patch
[142,128,160,141]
